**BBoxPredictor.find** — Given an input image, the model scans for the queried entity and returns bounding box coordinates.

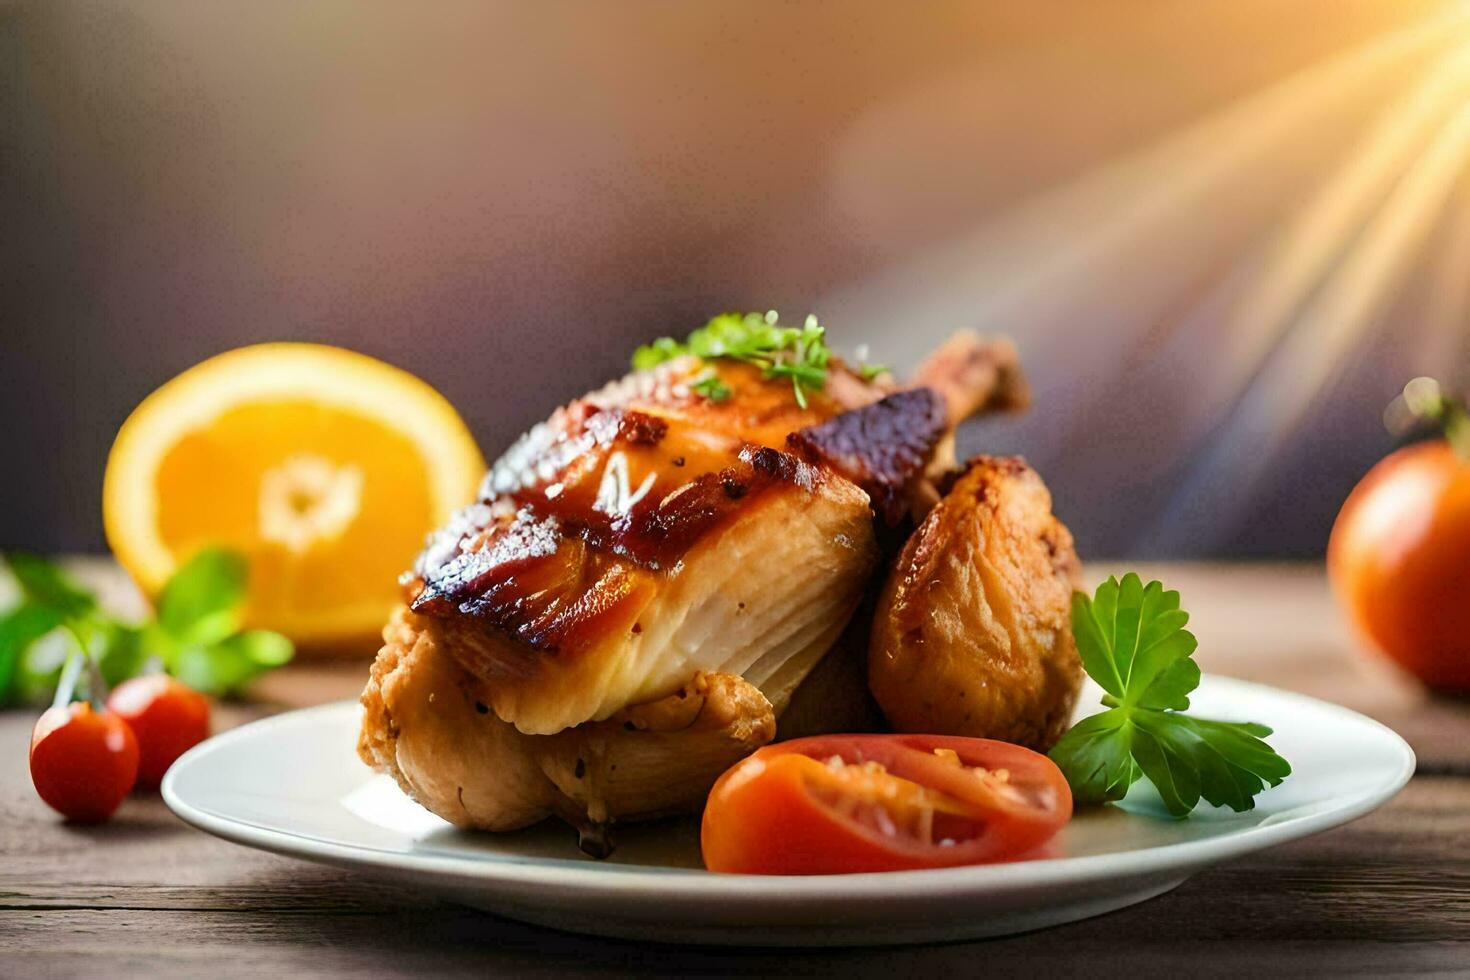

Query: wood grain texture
[2,561,1468,978]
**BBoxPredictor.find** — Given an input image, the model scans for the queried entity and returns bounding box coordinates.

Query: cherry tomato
[107,676,211,788]
[701,734,1072,874]
[30,701,140,822]
[1329,440,1470,693]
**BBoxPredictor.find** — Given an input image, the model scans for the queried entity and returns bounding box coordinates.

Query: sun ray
[1215,42,1470,401]
[818,4,1470,557]
[824,3,1470,378]
[1144,103,1470,552]
[1043,35,1470,513]
[1415,172,1470,370]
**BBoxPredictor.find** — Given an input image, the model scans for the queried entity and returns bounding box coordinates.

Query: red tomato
[701,734,1072,875]
[30,701,140,822]
[1329,440,1470,693]
[107,676,211,789]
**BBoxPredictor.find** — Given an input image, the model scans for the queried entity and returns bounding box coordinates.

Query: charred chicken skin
[358,324,1073,843]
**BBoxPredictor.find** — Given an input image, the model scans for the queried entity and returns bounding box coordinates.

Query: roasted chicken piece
[911,330,1030,425]
[359,607,555,830]
[869,456,1083,751]
[360,607,775,840]
[359,329,1032,840]
[538,669,775,837]
[407,359,896,735]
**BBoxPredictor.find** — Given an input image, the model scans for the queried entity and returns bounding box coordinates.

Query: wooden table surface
[2,562,1468,977]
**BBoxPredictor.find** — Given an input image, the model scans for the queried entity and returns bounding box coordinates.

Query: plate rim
[162,673,1416,901]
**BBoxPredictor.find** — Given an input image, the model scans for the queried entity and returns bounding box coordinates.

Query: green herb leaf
[0,548,293,703]
[1070,588,1124,700]
[631,336,686,371]
[0,604,63,705]
[691,372,733,402]
[16,629,75,704]
[1129,710,1204,816]
[173,630,293,695]
[1051,574,1291,818]
[225,629,295,668]
[629,311,836,407]
[1177,716,1292,811]
[96,623,148,688]
[1047,708,1137,805]
[5,554,96,619]
[156,547,248,646]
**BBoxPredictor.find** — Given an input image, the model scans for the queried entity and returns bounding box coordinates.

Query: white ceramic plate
[163,674,1413,946]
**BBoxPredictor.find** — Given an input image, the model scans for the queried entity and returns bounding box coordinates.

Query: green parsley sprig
[632,311,837,409]
[0,550,293,705]
[1049,573,1291,817]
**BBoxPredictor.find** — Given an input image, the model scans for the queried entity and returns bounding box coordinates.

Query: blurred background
[4,0,1468,559]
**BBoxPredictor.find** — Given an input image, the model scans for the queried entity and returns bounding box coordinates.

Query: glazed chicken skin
[406,358,893,735]
[358,327,1049,840]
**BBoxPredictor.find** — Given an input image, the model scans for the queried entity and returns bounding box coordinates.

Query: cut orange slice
[103,343,485,650]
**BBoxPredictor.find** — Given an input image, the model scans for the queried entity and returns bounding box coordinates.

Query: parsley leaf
[156,547,248,646]
[631,336,685,372]
[172,629,293,694]
[7,553,97,620]
[631,311,834,408]
[0,604,63,705]
[1050,573,1291,817]
[1,551,294,703]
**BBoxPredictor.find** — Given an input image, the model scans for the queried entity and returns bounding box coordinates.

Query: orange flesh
[154,400,435,627]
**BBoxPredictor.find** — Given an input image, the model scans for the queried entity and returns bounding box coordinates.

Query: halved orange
[103,343,485,650]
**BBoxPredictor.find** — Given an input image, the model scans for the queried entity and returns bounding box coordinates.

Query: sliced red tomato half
[701,734,1072,875]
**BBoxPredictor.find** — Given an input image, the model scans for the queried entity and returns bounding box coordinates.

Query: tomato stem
[1392,377,1470,463]
[56,622,111,710]
[52,649,84,711]
[1450,412,1470,464]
